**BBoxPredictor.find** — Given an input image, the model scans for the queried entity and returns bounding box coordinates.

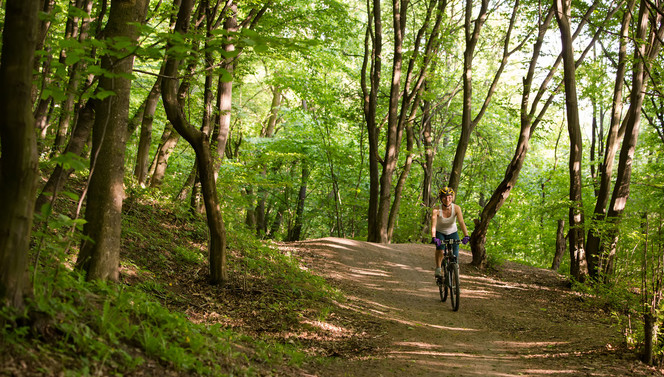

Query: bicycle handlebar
[441,239,462,245]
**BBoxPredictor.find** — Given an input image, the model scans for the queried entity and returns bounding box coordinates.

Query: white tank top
[436,203,457,234]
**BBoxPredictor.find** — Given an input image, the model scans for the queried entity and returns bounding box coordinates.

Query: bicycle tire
[438,278,445,302]
[440,261,448,302]
[450,263,460,311]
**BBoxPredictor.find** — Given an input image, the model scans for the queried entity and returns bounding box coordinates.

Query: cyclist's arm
[455,204,469,238]
[431,208,438,238]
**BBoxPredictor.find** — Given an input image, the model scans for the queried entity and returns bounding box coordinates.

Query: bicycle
[436,239,461,311]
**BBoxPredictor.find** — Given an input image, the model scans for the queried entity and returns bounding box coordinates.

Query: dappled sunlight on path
[290,237,649,377]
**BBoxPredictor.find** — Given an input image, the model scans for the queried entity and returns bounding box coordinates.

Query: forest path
[284,237,657,377]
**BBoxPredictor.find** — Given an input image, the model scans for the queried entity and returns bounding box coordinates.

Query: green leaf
[95,90,117,100]
[219,69,233,83]
[253,44,269,53]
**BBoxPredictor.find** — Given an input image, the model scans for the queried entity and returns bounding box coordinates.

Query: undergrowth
[1,189,341,376]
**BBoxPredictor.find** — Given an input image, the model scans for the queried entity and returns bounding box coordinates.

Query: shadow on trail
[290,237,645,377]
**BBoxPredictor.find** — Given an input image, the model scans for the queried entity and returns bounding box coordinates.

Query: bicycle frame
[437,239,461,311]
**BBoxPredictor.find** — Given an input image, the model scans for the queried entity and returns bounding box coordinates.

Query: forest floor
[279,237,663,377]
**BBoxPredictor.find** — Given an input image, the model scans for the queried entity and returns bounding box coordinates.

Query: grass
[1,189,350,376]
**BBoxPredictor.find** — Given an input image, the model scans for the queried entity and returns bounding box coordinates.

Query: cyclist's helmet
[439,187,455,198]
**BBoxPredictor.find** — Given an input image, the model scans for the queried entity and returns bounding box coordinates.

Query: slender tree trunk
[387,122,415,240]
[362,0,382,243]
[447,0,489,192]
[586,0,634,279]
[32,0,55,103]
[286,162,309,242]
[262,86,282,137]
[470,8,555,266]
[134,75,162,186]
[469,0,611,265]
[213,3,238,165]
[162,0,227,284]
[76,0,149,282]
[148,124,180,188]
[370,0,446,243]
[604,0,664,265]
[35,100,96,211]
[51,0,93,157]
[556,0,587,281]
[0,0,40,311]
[148,50,198,188]
[551,219,566,271]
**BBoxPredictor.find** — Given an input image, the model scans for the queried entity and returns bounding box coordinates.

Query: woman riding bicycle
[431,187,470,278]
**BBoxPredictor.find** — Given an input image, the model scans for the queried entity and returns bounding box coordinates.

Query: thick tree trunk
[76,0,149,282]
[162,0,227,284]
[556,0,587,282]
[586,0,634,279]
[0,0,40,311]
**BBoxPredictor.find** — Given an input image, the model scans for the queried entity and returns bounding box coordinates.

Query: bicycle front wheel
[450,263,460,311]
[438,278,446,302]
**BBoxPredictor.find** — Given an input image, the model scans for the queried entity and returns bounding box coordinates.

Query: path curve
[286,237,659,377]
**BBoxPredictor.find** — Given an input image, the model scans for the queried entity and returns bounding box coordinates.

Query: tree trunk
[148,124,180,188]
[286,162,309,242]
[387,121,415,241]
[0,0,40,311]
[213,3,238,165]
[35,100,96,211]
[470,8,555,266]
[448,0,489,192]
[76,0,149,282]
[362,0,382,243]
[604,0,664,266]
[556,0,587,282]
[642,313,658,365]
[134,74,162,186]
[51,0,93,157]
[162,0,227,284]
[419,93,435,239]
[367,0,446,243]
[551,219,566,271]
[262,86,282,137]
[32,0,55,103]
[586,0,635,279]
[148,52,197,188]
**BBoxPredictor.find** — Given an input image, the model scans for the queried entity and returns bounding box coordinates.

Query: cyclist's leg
[434,231,445,277]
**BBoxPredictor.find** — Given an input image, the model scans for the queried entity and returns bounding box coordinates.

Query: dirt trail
[285,237,661,377]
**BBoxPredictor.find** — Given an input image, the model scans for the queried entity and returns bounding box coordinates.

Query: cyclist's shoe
[435,267,442,278]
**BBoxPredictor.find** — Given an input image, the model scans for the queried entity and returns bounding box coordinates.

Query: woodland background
[0,0,663,374]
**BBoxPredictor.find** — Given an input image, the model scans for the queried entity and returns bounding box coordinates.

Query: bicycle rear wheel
[450,263,460,311]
